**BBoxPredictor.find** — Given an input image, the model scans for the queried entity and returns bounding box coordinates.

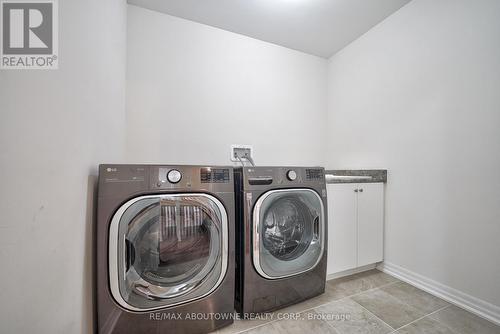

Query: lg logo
[1,0,58,69]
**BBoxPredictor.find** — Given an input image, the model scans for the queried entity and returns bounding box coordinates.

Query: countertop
[324,169,387,183]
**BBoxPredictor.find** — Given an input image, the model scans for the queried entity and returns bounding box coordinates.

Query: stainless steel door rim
[109,193,229,312]
[252,188,325,279]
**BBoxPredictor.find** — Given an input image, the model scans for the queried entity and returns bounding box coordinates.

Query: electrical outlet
[230,145,253,162]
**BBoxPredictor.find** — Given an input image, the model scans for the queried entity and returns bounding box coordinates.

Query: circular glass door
[253,189,324,279]
[108,194,228,311]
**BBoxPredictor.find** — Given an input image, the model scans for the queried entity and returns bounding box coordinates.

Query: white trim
[326,263,377,281]
[377,261,500,326]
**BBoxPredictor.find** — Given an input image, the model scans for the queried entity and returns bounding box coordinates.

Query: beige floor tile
[228,269,398,325]
[430,305,500,334]
[351,289,425,329]
[215,313,274,334]
[380,282,449,314]
[271,284,345,315]
[354,270,400,286]
[326,270,399,300]
[213,271,500,334]
[244,310,339,334]
[234,324,279,334]
[273,270,399,316]
[315,298,393,334]
[396,316,455,334]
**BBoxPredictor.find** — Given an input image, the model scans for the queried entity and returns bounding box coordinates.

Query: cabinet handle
[354,189,358,192]
[359,188,363,192]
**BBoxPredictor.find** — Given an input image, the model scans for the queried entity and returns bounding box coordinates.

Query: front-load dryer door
[108,193,228,311]
[253,189,325,279]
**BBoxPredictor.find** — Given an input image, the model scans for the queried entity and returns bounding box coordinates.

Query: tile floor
[212,270,500,334]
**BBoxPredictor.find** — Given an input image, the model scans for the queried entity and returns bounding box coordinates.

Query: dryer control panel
[200,168,230,183]
[152,166,233,192]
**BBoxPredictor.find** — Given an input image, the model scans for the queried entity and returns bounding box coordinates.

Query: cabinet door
[357,183,384,267]
[326,183,358,275]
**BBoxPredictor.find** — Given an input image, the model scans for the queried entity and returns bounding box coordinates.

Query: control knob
[287,170,297,181]
[167,169,182,183]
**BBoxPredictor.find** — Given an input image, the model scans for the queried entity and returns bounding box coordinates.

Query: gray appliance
[96,165,235,334]
[234,167,328,314]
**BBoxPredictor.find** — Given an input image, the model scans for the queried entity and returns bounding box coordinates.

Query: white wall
[0,0,127,333]
[126,5,327,166]
[2,0,499,332]
[327,0,500,308]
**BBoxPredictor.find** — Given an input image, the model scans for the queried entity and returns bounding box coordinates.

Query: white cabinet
[357,183,384,267]
[326,182,384,276]
[327,184,357,274]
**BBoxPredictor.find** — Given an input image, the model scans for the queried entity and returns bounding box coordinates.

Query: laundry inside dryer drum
[255,189,323,279]
[262,196,314,261]
[115,195,224,309]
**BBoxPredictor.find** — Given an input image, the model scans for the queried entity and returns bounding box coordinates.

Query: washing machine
[96,165,235,334]
[234,166,327,315]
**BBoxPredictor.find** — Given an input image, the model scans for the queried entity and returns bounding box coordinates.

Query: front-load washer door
[108,193,228,311]
[253,189,325,279]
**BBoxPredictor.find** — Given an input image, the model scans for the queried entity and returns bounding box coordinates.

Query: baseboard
[377,261,500,326]
[326,263,377,281]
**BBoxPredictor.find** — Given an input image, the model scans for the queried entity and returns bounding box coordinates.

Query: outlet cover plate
[230,145,253,162]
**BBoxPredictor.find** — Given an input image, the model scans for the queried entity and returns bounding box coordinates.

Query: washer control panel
[305,168,324,181]
[245,167,325,187]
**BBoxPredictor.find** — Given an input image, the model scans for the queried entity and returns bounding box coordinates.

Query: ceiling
[127,0,411,58]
